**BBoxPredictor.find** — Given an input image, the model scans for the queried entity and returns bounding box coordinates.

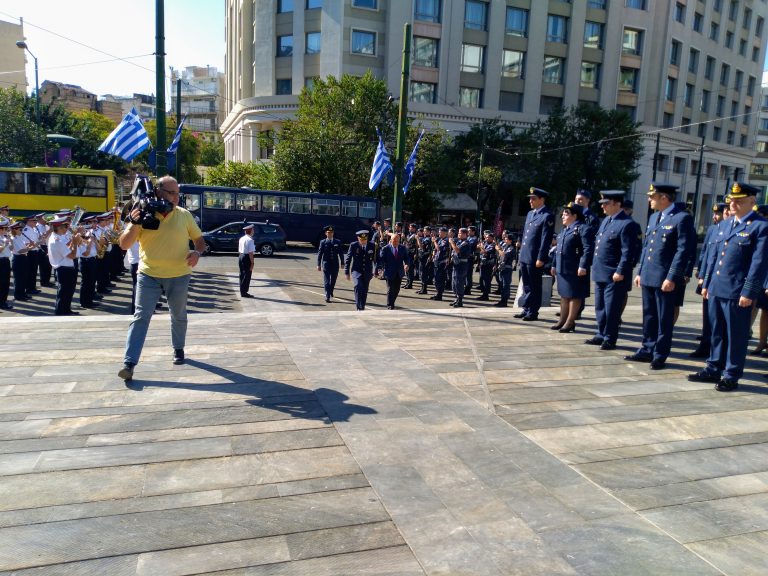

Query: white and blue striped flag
[98,107,151,161]
[167,114,187,154]
[369,128,393,191]
[402,129,424,195]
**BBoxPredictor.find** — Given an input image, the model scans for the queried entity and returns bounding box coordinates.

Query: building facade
[749,69,768,199]
[171,66,226,140]
[101,93,158,123]
[0,18,27,93]
[223,0,768,229]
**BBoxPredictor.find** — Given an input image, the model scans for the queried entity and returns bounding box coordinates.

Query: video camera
[129,175,173,231]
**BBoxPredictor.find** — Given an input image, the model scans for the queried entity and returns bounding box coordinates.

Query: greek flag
[402,130,424,195]
[369,128,393,191]
[167,114,187,154]
[98,108,150,161]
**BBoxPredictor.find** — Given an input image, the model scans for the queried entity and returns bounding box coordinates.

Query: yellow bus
[0,166,117,217]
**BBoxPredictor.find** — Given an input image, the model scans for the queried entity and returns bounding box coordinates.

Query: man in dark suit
[344,229,375,311]
[515,187,555,321]
[626,183,696,370]
[689,182,768,391]
[316,225,344,302]
[379,232,409,309]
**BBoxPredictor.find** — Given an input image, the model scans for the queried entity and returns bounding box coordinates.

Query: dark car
[203,221,287,256]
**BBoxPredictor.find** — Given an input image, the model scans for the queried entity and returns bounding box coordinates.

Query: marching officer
[344,229,375,310]
[477,231,498,301]
[77,216,99,309]
[10,221,31,302]
[430,226,450,301]
[515,187,555,321]
[47,216,80,315]
[688,182,768,391]
[34,213,53,287]
[585,190,642,350]
[0,218,12,310]
[465,225,479,295]
[404,223,419,289]
[239,223,255,298]
[494,231,516,307]
[626,183,696,370]
[417,226,434,294]
[573,190,600,318]
[22,215,42,296]
[449,227,472,307]
[316,224,344,302]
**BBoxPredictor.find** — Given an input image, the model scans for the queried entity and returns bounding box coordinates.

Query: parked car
[202,221,287,256]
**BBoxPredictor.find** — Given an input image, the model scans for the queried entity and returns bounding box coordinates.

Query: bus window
[82,176,107,197]
[183,193,201,211]
[237,192,260,211]
[312,198,340,216]
[0,172,24,194]
[262,194,286,212]
[342,200,357,217]
[28,174,60,195]
[359,201,377,218]
[204,191,235,209]
[288,197,311,214]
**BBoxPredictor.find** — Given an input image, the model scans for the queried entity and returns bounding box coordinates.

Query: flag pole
[155,0,167,176]
[175,77,182,180]
[391,23,411,225]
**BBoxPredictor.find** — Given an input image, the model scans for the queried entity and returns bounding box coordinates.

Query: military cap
[0,218,9,227]
[384,217,392,222]
[10,221,22,229]
[0,205,8,211]
[395,221,403,227]
[23,214,37,221]
[355,229,369,236]
[49,216,70,226]
[243,224,255,231]
[458,227,468,234]
[82,215,96,223]
[323,225,334,232]
[33,213,45,219]
[713,203,728,213]
[575,189,592,199]
[730,181,760,198]
[57,209,75,215]
[484,231,495,238]
[439,226,448,232]
[98,212,113,220]
[468,225,477,231]
[562,202,585,220]
[755,204,768,217]
[598,190,626,204]
[622,199,634,209]
[527,187,549,199]
[647,182,679,197]
[374,220,381,225]
[423,225,432,231]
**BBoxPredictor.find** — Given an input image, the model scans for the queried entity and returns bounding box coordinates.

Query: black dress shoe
[600,341,616,350]
[513,312,526,318]
[454,302,463,308]
[650,359,666,370]
[325,297,331,303]
[417,290,427,294]
[173,348,185,365]
[522,315,539,321]
[624,353,652,362]
[687,370,720,383]
[493,302,508,307]
[386,305,394,309]
[715,378,739,391]
[0,303,12,310]
[689,348,710,358]
[477,295,489,301]
[429,296,442,301]
[584,337,603,345]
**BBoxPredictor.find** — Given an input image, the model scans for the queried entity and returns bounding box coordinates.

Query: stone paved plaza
[0,250,767,574]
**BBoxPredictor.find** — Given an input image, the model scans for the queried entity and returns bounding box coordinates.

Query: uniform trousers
[54,266,76,315]
[79,257,97,307]
[638,285,677,361]
[386,275,402,307]
[518,263,544,315]
[352,273,371,310]
[465,263,474,293]
[706,296,751,380]
[238,254,252,296]
[452,263,468,304]
[0,257,10,305]
[698,298,712,352]
[594,281,627,345]
[433,262,447,297]
[38,248,52,286]
[418,258,433,292]
[499,267,512,304]
[321,264,339,299]
[405,256,416,287]
[12,255,27,300]
[479,264,494,297]
[26,249,39,293]
[96,256,110,292]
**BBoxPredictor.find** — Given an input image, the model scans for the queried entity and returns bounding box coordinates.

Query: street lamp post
[15,41,39,127]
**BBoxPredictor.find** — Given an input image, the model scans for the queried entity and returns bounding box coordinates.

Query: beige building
[223,0,768,228]
[101,93,158,123]
[0,18,28,93]
[171,66,226,140]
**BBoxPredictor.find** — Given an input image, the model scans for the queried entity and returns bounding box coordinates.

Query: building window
[276,78,292,95]
[618,67,638,92]
[734,70,743,92]
[616,105,636,120]
[713,126,721,141]
[716,95,725,116]
[277,35,293,57]
[499,91,523,112]
[744,106,751,125]
[739,39,747,56]
[351,30,376,55]
[673,157,686,173]
[693,12,703,32]
[665,77,676,101]
[690,159,699,174]
[710,22,719,41]
[626,0,646,9]
[413,37,439,68]
[670,40,681,65]
[584,21,604,49]
[728,0,738,21]
[720,63,729,86]
[701,89,710,112]
[740,134,747,148]
[547,15,568,43]
[543,57,564,84]
[540,96,563,115]
[755,142,767,153]
[752,46,760,62]
[727,130,735,145]
[415,0,441,23]
[352,0,376,8]
[714,0,722,12]
[306,32,321,54]
[743,8,752,29]
[464,1,488,31]
[762,118,768,131]
[459,87,482,108]
[410,81,436,103]
[698,124,708,139]
[580,62,600,89]
[502,50,525,78]
[588,0,606,8]
[306,0,322,8]
[688,49,699,73]
[305,77,316,90]
[757,17,764,37]
[505,7,528,37]
[731,100,738,117]
[681,117,691,134]
[705,56,715,79]
[622,28,642,55]
[674,2,686,23]
[277,0,293,13]
[461,44,484,73]
[725,31,733,48]
[657,154,669,172]
[684,83,694,107]
[748,76,756,96]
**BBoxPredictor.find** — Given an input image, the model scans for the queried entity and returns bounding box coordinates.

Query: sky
[1,0,224,97]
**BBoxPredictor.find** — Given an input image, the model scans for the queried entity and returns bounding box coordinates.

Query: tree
[199,139,224,166]
[143,119,202,183]
[0,87,45,165]
[57,110,126,172]
[205,161,276,189]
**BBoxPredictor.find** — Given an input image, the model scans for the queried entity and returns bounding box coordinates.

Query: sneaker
[173,348,185,365]
[118,363,134,381]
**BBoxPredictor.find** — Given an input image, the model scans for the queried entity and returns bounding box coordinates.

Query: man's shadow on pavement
[126,358,377,423]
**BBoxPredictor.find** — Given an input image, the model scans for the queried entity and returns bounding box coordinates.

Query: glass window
[413,37,438,68]
[506,7,528,37]
[410,81,437,103]
[359,201,377,218]
[716,95,725,116]
[306,32,321,54]
[744,106,751,125]
[277,0,293,13]
[698,123,707,138]
[739,134,747,148]
[705,56,715,79]
[734,70,743,92]
[757,142,767,153]
[757,17,764,37]
[588,0,606,8]
[312,198,340,216]
[616,105,635,120]
[236,193,260,211]
[622,28,642,55]
[182,193,200,212]
[618,67,638,92]
[306,0,322,8]
[670,40,681,65]
[739,39,747,56]
[499,91,523,112]
[684,83,694,107]
[673,157,686,173]
[262,195,286,212]
[728,0,738,21]
[351,30,376,55]
[748,76,756,96]
[674,2,686,23]
[288,197,311,214]
[464,1,487,31]
[305,77,316,90]
[725,30,733,48]
[626,0,646,9]
[714,0,722,12]
[415,0,441,23]
[540,96,563,115]
[204,191,235,209]
[461,44,484,73]
[547,15,568,43]
[710,21,719,41]
[260,225,279,234]
[713,126,721,141]
[682,118,691,134]
[693,12,703,32]
[580,62,600,89]
[731,100,738,117]
[584,22,603,49]
[720,63,730,86]
[665,77,676,101]
[352,0,376,8]
[502,50,525,79]
[688,48,699,73]
[277,35,293,57]
[276,78,292,95]
[459,87,482,108]
[342,200,357,217]
[543,57,564,84]
[753,46,760,62]
[701,90,710,112]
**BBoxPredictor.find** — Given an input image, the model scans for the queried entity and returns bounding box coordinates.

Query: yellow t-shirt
[137,207,202,278]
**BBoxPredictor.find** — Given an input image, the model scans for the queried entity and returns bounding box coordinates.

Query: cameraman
[117,176,205,382]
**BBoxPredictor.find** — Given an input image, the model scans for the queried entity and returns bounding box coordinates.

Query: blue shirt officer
[344,229,375,310]
[417,226,434,294]
[317,225,344,302]
[515,187,555,321]
[449,227,472,307]
[574,189,600,313]
[430,227,450,301]
[689,182,768,390]
[626,183,696,369]
[494,231,516,307]
[477,231,497,300]
[465,225,479,295]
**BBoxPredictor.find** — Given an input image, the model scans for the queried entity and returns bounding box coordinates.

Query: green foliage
[0,87,46,165]
[143,119,202,183]
[199,139,224,166]
[205,161,276,189]
[56,110,126,172]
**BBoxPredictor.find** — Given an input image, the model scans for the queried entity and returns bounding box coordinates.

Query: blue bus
[179,184,380,245]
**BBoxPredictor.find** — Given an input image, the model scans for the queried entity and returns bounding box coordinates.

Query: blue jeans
[124,273,190,365]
